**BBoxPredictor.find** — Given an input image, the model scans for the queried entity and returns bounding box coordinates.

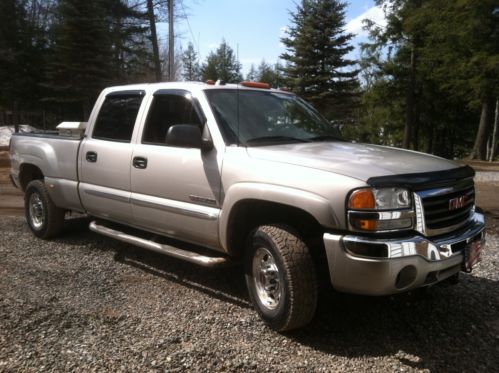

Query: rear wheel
[245,225,318,332]
[25,180,65,239]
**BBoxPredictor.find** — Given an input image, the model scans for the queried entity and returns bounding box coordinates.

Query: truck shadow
[57,217,498,372]
[58,216,251,310]
[289,277,499,371]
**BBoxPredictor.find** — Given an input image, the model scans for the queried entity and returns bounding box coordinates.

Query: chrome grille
[416,179,475,236]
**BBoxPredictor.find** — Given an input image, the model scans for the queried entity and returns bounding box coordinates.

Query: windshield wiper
[245,136,310,146]
[307,135,343,142]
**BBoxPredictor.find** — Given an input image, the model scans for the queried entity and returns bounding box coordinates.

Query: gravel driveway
[1,216,498,372]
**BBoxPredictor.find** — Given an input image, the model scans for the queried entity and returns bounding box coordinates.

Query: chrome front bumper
[324,212,486,295]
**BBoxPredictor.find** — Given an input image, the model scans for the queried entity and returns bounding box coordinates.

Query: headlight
[347,188,414,232]
[349,187,411,210]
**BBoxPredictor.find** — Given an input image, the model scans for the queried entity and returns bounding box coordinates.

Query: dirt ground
[1,150,498,230]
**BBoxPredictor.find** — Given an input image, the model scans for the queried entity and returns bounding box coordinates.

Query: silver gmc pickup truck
[10,81,485,331]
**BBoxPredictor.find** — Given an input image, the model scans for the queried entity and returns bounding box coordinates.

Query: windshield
[204,89,342,146]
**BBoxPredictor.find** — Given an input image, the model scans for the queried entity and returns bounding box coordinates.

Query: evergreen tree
[0,0,36,110]
[182,42,201,81]
[246,64,257,81]
[361,0,499,159]
[44,0,115,119]
[201,40,242,83]
[280,0,359,124]
[256,60,282,87]
[105,0,153,83]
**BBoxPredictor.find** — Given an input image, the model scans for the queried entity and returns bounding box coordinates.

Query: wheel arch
[223,199,325,257]
[19,163,44,191]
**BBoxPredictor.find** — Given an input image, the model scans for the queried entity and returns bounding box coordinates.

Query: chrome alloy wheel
[252,247,282,310]
[29,193,45,229]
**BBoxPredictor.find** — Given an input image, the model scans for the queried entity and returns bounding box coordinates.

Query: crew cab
[10,81,485,331]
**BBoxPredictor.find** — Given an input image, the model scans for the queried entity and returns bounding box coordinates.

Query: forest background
[0,0,498,160]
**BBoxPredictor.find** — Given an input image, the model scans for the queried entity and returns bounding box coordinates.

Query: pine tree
[246,64,257,81]
[201,40,242,83]
[256,60,281,87]
[0,0,34,109]
[44,0,115,119]
[280,0,359,124]
[182,42,201,81]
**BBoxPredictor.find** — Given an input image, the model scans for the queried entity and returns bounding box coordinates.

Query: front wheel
[25,180,65,239]
[244,225,318,332]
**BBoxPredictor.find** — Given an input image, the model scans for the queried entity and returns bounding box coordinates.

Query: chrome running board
[89,221,231,268]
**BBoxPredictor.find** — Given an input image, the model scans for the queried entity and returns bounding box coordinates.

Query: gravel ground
[0,216,498,372]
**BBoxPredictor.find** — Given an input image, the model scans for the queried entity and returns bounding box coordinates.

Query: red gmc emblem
[449,196,466,211]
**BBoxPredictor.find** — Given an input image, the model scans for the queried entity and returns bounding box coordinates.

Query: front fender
[219,182,339,250]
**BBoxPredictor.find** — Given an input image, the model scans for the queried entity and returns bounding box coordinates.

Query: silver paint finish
[130,195,219,220]
[78,139,133,221]
[246,142,459,181]
[9,135,80,188]
[130,143,221,248]
[44,177,84,213]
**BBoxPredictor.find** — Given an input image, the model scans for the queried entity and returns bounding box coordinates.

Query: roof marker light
[240,81,271,89]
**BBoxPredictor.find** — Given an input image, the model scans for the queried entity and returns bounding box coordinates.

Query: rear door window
[92,91,145,142]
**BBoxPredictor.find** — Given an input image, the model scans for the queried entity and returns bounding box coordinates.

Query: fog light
[395,266,417,289]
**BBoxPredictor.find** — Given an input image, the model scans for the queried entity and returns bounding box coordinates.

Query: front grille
[417,179,475,236]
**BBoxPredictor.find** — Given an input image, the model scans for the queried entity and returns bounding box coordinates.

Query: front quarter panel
[219,147,366,250]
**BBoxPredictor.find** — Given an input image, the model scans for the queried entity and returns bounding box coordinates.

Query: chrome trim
[347,209,415,233]
[131,195,219,221]
[416,178,473,199]
[413,193,426,234]
[84,189,130,203]
[348,209,414,221]
[89,221,230,267]
[323,211,486,296]
[343,211,484,261]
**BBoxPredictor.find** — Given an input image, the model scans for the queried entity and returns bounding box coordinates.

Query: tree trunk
[146,0,161,82]
[403,44,416,149]
[470,96,494,160]
[168,0,174,81]
[489,99,498,161]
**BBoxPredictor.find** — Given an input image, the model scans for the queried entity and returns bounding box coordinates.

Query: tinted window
[142,94,202,144]
[93,93,144,142]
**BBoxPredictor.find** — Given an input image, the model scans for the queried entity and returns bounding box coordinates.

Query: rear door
[130,90,222,248]
[79,90,145,223]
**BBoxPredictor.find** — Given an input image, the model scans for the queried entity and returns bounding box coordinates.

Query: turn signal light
[348,189,375,209]
[350,217,378,231]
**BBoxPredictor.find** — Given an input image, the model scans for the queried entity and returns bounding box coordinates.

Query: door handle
[133,156,148,169]
[86,151,97,162]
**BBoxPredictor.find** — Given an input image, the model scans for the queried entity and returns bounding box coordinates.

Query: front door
[130,90,222,248]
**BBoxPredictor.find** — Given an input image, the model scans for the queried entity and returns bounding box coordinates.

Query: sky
[157,0,387,76]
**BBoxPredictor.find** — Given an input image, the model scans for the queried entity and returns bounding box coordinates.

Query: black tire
[244,225,318,332]
[24,180,65,239]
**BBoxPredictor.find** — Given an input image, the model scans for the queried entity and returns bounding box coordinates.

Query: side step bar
[89,221,231,268]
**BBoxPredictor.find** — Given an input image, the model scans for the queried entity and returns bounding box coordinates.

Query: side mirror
[166,124,213,151]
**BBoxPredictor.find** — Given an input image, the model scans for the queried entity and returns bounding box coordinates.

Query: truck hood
[246,142,459,182]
